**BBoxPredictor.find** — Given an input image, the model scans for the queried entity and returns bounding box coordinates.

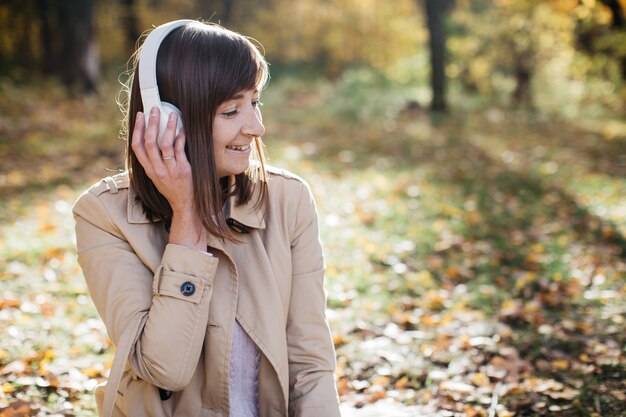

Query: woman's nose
[243,109,265,138]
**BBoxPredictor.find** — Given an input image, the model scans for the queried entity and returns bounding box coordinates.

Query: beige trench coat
[73,167,341,417]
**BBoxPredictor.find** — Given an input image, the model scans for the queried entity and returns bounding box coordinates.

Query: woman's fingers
[130,108,193,213]
[173,130,190,172]
[131,111,151,169]
[144,107,165,171]
[131,108,192,205]
[160,112,178,163]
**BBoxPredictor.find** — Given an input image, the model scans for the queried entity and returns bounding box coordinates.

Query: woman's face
[212,88,265,178]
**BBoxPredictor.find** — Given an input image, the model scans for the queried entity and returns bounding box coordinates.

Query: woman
[73,19,341,417]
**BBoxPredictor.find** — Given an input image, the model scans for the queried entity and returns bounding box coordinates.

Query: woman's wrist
[168,208,207,251]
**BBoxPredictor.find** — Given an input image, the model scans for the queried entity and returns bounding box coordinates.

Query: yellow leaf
[2,382,15,393]
[82,367,102,378]
[446,266,460,278]
[552,359,569,370]
[366,390,386,403]
[515,272,537,289]
[371,375,391,387]
[39,360,50,376]
[466,211,481,225]
[471,372,491,387]
[39,221,57,233]
[332,335,345,346]
[463,405,487,417]
[0,299,21,310]
[424,290,445,310]
[43,247,66,260]
[394,376,410,389]
[401,312,414,325]
[336,378,350,396]
[421,315,440,327]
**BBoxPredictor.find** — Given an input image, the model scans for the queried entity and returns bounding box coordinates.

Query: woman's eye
[223,109,238,118]
[252,100,263,108]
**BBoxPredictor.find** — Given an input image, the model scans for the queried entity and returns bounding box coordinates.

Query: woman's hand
[131,107,192,211]
[131,107,207,251]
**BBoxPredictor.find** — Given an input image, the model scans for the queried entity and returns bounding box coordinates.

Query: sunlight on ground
[1,79,625,415]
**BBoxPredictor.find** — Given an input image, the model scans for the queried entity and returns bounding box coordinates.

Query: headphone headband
[138,19,195,113]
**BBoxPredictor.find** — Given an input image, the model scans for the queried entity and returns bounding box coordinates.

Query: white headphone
[138,19,194,146]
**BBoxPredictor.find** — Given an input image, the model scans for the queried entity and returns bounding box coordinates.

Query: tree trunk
[10,0,35,70]
[600,0,626,81]
[120,0,140,53]
[30,0,99,91]
[57,0,99,92]
[512,62,533,108]
[221,0,235,25]
[424,0,451,112]
[36,0,56,75]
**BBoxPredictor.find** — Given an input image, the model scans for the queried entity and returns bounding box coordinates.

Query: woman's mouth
[226,144,250,151]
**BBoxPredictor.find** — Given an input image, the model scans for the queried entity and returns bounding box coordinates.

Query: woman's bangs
[237,50,267,94]
[223,37,268,97]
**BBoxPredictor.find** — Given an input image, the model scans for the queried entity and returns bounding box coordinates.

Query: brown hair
[123,21,269,241]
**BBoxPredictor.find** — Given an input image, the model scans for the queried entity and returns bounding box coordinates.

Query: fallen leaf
[551,359,569,370]
[366,390,386,404]
[611,390,626,401]
[394,376,410,389]
[470,372,491,387]
[0,399,37,416]
[1,382,15,394]
[544,387,579,400]
[0,299,20,310]
[333,335,346,346]
[440,380,475,394]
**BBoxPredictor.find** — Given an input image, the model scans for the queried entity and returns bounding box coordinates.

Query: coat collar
[225,175,266,230]
[126,173,265,230]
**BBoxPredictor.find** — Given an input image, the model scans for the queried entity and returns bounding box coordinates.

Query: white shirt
[229,319,260,416]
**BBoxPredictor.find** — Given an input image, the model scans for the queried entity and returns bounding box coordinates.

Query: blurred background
[0,1,625,416]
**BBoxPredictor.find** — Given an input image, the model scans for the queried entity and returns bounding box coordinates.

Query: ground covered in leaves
[0,75,625,416]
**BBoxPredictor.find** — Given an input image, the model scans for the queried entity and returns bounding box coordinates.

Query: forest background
[0,0,625,416]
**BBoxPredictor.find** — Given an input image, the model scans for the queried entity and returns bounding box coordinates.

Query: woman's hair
[122,21,269,241]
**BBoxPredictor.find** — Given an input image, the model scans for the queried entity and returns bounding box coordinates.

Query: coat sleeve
[73,189,218,392]
[286,181,341,417]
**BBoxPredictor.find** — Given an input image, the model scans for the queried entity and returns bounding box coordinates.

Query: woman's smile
[226,143,251,152]
[213,88,264,178]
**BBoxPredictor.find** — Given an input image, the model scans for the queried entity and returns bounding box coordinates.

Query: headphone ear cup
[157,102,183,147]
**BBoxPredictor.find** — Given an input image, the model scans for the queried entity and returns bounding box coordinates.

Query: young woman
[73,19,341,417]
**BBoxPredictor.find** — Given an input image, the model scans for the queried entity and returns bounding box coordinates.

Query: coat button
[159,388,173,401]
[180,281,196,296]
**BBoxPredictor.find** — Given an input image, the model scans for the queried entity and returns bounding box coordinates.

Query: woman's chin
[218,163,250,178]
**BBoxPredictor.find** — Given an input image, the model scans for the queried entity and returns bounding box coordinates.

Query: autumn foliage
[1,1,625,416]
